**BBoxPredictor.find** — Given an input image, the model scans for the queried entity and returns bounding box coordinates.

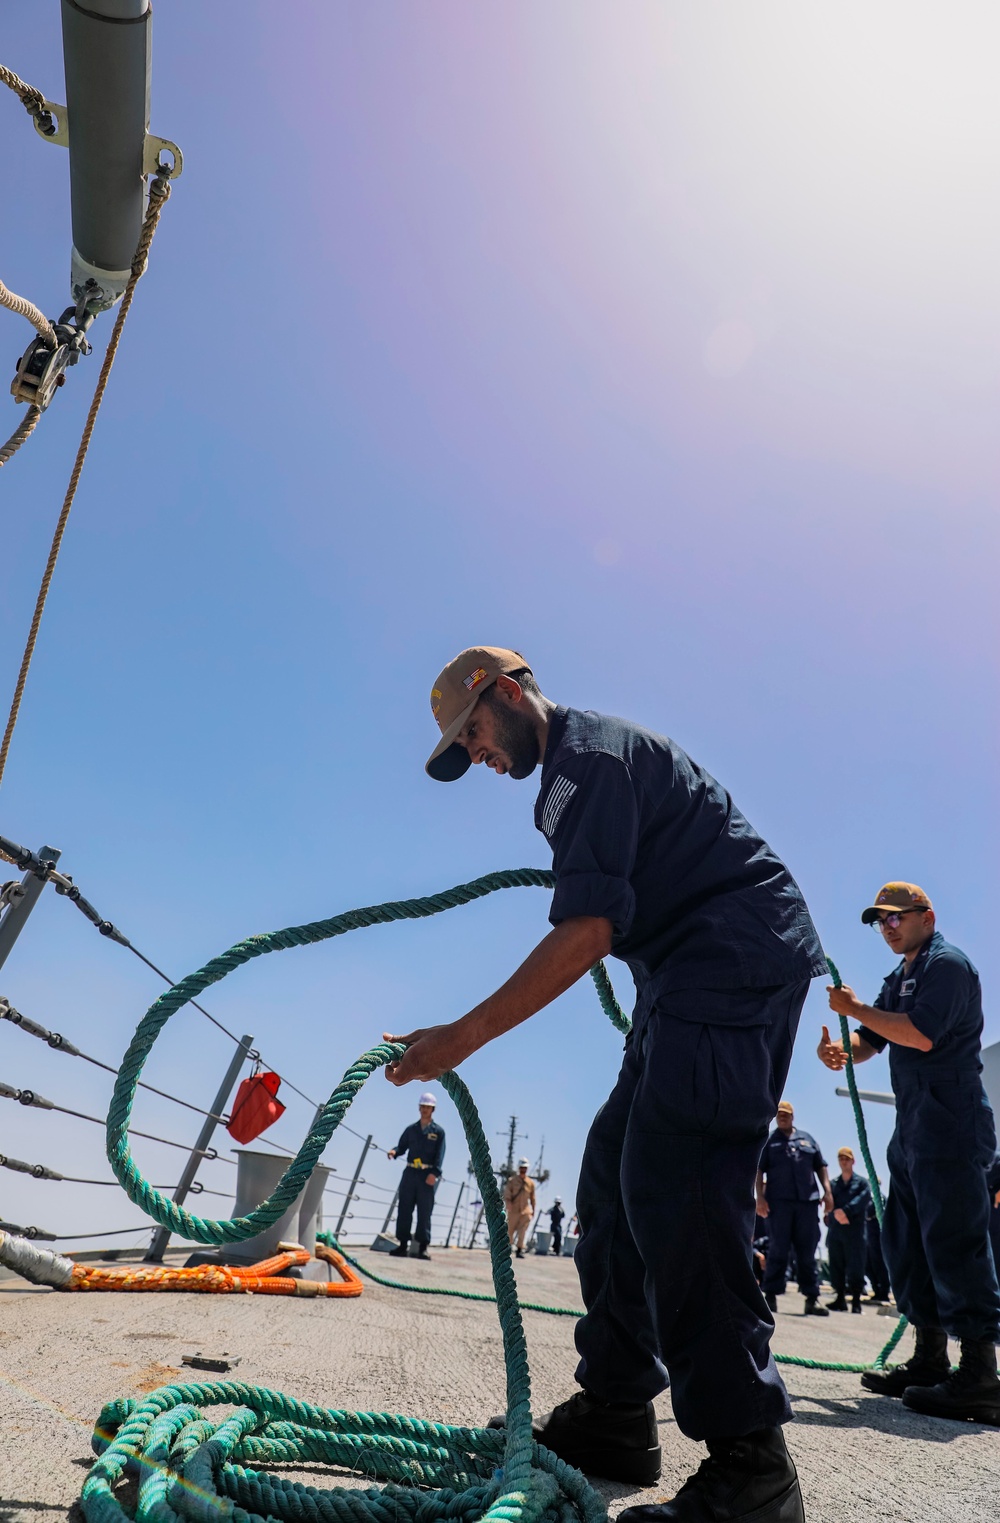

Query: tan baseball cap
[425,646,531,781]
[777,1101,794,1115]
[861,882,933,925]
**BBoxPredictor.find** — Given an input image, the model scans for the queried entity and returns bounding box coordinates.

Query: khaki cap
[777,1101,794,1114]
[425,646,531,782]
[861,882,933,925]
[837,1147,855,1159]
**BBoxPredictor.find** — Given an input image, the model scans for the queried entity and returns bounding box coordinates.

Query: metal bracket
[32,102,183,180]
[143,133,183,180]
[31,99,69,148]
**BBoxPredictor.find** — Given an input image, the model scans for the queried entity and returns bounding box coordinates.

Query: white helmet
[419,1092,437,1107]
[518,1156,530,1167]
[554,1196,562,1203]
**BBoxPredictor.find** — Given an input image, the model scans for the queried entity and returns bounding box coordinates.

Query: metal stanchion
[335,1134,372,1240]
[144,1034,254,1262]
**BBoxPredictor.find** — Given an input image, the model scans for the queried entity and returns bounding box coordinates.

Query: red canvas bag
[227,1068,286,1145]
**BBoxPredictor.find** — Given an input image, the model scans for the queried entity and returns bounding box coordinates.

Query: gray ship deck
[1,1247,997,1522]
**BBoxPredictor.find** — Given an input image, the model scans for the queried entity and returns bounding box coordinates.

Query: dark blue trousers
[827,1224,866,1297]
[761,1200,821,1301]
[883,1075,1000,1342]
[573,980,810,1442]
[396,1168,436,1247]
[865,1214,890,1300]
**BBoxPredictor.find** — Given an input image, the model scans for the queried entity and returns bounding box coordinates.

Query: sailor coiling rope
[72,867,909,1523]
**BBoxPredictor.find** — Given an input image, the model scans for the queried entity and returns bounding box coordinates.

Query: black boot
[488,1389,661,1485]
[902,1338,1000,1424]
[618,1427,803,1523]
[861,1326,949,1396]
[388,1241,409,1258]
[415,1243,431,1261]
[827,1295,848,1312]
[851,1295,863,1315]
[803,1297,829,1317]
[764,1291,778,1313]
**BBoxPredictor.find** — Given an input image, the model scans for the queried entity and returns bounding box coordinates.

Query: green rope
[322,1234,582,1317]
[825,955,909,1367]
[84,873,907,1523]
[88,1046,605,1523]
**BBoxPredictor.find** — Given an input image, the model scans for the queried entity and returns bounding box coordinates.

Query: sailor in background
[824,1147,871,1313]
[821,882,1000,1423]
[387,1091,445,1261]
[755,1101,833,1317]
[548,1196,566,1256]
[503,1157,536,1258]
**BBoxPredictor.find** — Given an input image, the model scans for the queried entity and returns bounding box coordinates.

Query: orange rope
[67,1242,362,1296]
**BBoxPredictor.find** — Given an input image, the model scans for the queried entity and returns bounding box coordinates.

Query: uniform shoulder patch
[541,774,578,838]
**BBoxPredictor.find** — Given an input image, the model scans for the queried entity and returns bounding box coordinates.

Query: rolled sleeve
[543,754,640,938]
[857,984,890,1053]
[907,957,974,1048]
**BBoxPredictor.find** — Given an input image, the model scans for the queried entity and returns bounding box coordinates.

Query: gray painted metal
[835,1086,896,1107]
[224,1144,329,1266]
[380,1182,400,1236]
[443,1179,465,1247]
[60,0,152,307]
[144,1032,254,1262]
[335,1135,372,1239]
[0,847,61,975]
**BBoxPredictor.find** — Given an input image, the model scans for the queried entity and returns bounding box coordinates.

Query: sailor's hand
[387,1149,397,1159]
[822,1190,835,1215]
[756,1196,770,1219]
[818,1025,848,1071]
[426,1174,438,1187]
[827,984,863,1019]
[834,1208,849,1225]
[383,1020,473,1085]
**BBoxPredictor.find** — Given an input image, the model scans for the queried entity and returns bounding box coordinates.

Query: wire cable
[0,174,171,790]
[1,998,228,1122]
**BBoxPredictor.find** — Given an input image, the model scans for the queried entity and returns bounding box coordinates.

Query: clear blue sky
[1,4,998,1246]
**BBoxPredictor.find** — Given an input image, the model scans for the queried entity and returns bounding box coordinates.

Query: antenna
[496,1115,528,1177]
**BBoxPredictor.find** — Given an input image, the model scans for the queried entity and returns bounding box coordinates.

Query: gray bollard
[225,1148,329,1265]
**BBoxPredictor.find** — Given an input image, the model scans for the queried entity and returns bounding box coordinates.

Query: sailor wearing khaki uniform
[503,1159,536,1258]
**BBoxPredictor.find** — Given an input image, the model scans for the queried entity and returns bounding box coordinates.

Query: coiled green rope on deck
[89,1043,605,1523]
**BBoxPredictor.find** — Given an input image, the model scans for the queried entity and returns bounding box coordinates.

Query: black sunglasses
[870,909,923,930]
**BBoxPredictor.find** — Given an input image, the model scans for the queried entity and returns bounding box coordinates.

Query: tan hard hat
[425,646,531,781]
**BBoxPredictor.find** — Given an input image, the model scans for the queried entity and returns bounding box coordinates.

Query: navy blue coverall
[758,1128,828,1301]
[536,707,827,1441]
[864,1198,891,1301]
[392,1119,446,1248]
[824,1172,871,1299]
[856,932,1000,1341]
[987,1154,1000,1282]
[548,1204,566,1255]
